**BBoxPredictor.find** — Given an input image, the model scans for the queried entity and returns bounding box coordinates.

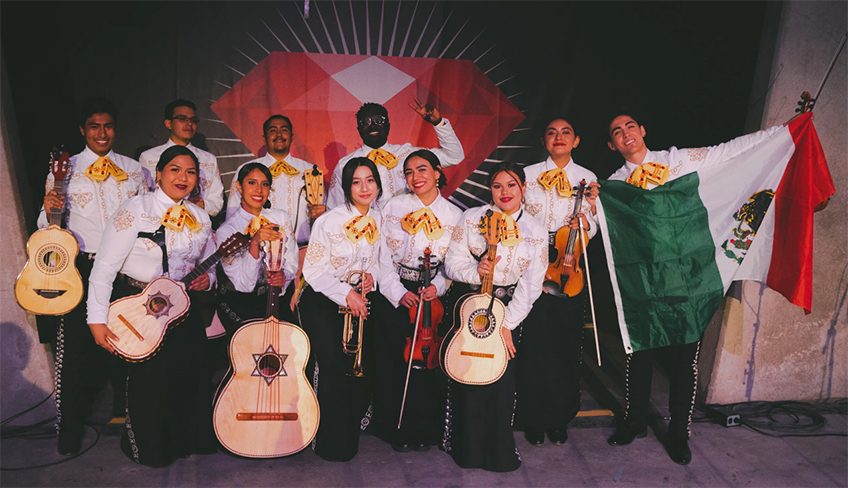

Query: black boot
[607,425,647,446]
[524,427,545,446]
[665,434,692,465]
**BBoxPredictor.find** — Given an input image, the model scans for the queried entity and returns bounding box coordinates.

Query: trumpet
[340,258,368,377]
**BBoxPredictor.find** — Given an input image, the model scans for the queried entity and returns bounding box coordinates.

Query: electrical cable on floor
[0,390,55,426]
[0,424,101,471]
[695,399,847,438]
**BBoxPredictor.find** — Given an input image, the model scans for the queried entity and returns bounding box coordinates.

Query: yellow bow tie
[85,156,128,182]
[537,167,573,197]
[244,215,276,237]
[268,158,299,177]
[497,212,522,247]
[161,204,201,233]
[344,215,379,244]
[367,148,398,169]
[626,162,669,189]
[401,208,444,240]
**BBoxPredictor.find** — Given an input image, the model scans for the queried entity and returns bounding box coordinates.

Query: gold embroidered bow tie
[497,212,522,247]
[244,215,276,237]
[344,215,379,244]
[401,208,444,240]
[537,167,573,197]
[626,162,669,189]
[480,210,522,247]
[161,204,201,233]
[268,158,299,177]
[367,148,398,169]
[85,156,128,182]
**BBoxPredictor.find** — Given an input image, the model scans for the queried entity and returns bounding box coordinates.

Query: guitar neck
[266,285,281,317]
[180,249,223,285]
[481,242,498,295]
[47,179,67,227]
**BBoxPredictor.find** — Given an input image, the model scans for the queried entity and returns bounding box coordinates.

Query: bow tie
[401,208,444,240]
[268,159,299,177]
[537,167,573,197]
[344,215,379,244]
[85,156,128,182]
[480,210,522,247]
[626,162,669,189]
[161,204,201,233]
[244,215,276,237]
[367,148,398,169]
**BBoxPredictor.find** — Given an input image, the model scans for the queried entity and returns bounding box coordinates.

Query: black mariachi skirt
[444,283,521,472]
[297,285,377,461]
[116,277,217,467]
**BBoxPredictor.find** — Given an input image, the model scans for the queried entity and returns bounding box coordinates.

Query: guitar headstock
[304,164,324,206]
[478,209,501,246]
[50,145,71,181]
[219,232,251,258]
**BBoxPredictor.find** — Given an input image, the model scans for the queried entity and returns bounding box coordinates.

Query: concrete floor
[2,414,846,487]
[3,334,846,487]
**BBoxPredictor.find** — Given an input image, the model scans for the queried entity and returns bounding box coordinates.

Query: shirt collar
[154,186,184,206]
[544,156,574,171]
[80,146,116,165]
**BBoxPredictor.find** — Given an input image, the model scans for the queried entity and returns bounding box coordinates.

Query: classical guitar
[214,238,320,458]
[440,209,509,385]
[15,147,84,316]
[106,232,249,362]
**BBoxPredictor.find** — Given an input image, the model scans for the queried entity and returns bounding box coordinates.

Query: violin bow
[397,291,426,429]
[577,213,602,367]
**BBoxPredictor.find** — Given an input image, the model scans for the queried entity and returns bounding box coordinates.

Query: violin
[403,247,444,369]
[543,179,590,297]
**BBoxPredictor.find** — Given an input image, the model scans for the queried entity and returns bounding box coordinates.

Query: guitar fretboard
[481,242,498,296]
[46,178,67,227]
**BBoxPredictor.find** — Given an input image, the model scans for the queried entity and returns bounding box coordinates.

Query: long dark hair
[342,157,383,208]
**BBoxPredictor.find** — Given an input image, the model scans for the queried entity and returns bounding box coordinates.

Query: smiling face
[357,112,390,149]
[157,154,199,202]
[607,114,647,161]
[80,112,115,157]
[404,155,440,201]
[238,168,271,215]
[263,117,292,157]
[350,164,378,211]
[164,105,198,145]
[491,170,524,215]
[543,118,580,162]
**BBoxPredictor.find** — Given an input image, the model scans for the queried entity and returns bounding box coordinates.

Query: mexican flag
[596,113,834,353]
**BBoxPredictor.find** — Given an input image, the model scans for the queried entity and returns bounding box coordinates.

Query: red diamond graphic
[212,53,524,196]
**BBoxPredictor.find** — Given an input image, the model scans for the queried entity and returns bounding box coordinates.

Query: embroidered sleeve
[112,207,134,232]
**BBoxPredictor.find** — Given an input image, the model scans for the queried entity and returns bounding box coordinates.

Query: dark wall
[2,1,768,231]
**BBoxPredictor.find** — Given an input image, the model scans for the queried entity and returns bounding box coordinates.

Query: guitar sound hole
[148,296,168,314]
[257,354,282,378]
[36,245,68,274]
[468,309,495,339]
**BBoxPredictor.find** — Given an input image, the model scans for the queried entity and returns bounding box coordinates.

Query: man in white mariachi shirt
[518,117,600,447]
[326,100,465,209]
[38,98,147,457]
[604,112,783,465]
[138,99,224,217]
[226,115,317,246]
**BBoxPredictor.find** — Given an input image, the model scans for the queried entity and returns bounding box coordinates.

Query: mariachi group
[28,95,706,470]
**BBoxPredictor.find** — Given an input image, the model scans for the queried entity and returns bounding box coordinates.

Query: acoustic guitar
[440,209,509,385]
[214,238,319,458]
[106,232,249,362]
[15,147,84,316]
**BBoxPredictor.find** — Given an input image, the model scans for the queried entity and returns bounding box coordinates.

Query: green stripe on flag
[600,173,724,351]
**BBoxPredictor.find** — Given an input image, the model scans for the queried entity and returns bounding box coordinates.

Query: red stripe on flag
[767,113,835,313]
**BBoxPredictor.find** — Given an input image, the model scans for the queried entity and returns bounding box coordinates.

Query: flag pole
[578,217,601,367]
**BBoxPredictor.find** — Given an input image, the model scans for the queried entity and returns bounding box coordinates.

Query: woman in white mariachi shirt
[299,157,391,462]
[372,149,462,451]
[443,163,547,472]
[517,117,600,447]
[87,145,217,467]
[217,162,298,330]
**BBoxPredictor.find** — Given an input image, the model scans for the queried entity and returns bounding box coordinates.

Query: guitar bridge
[34,289,67,299]
[236,413,299,421]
